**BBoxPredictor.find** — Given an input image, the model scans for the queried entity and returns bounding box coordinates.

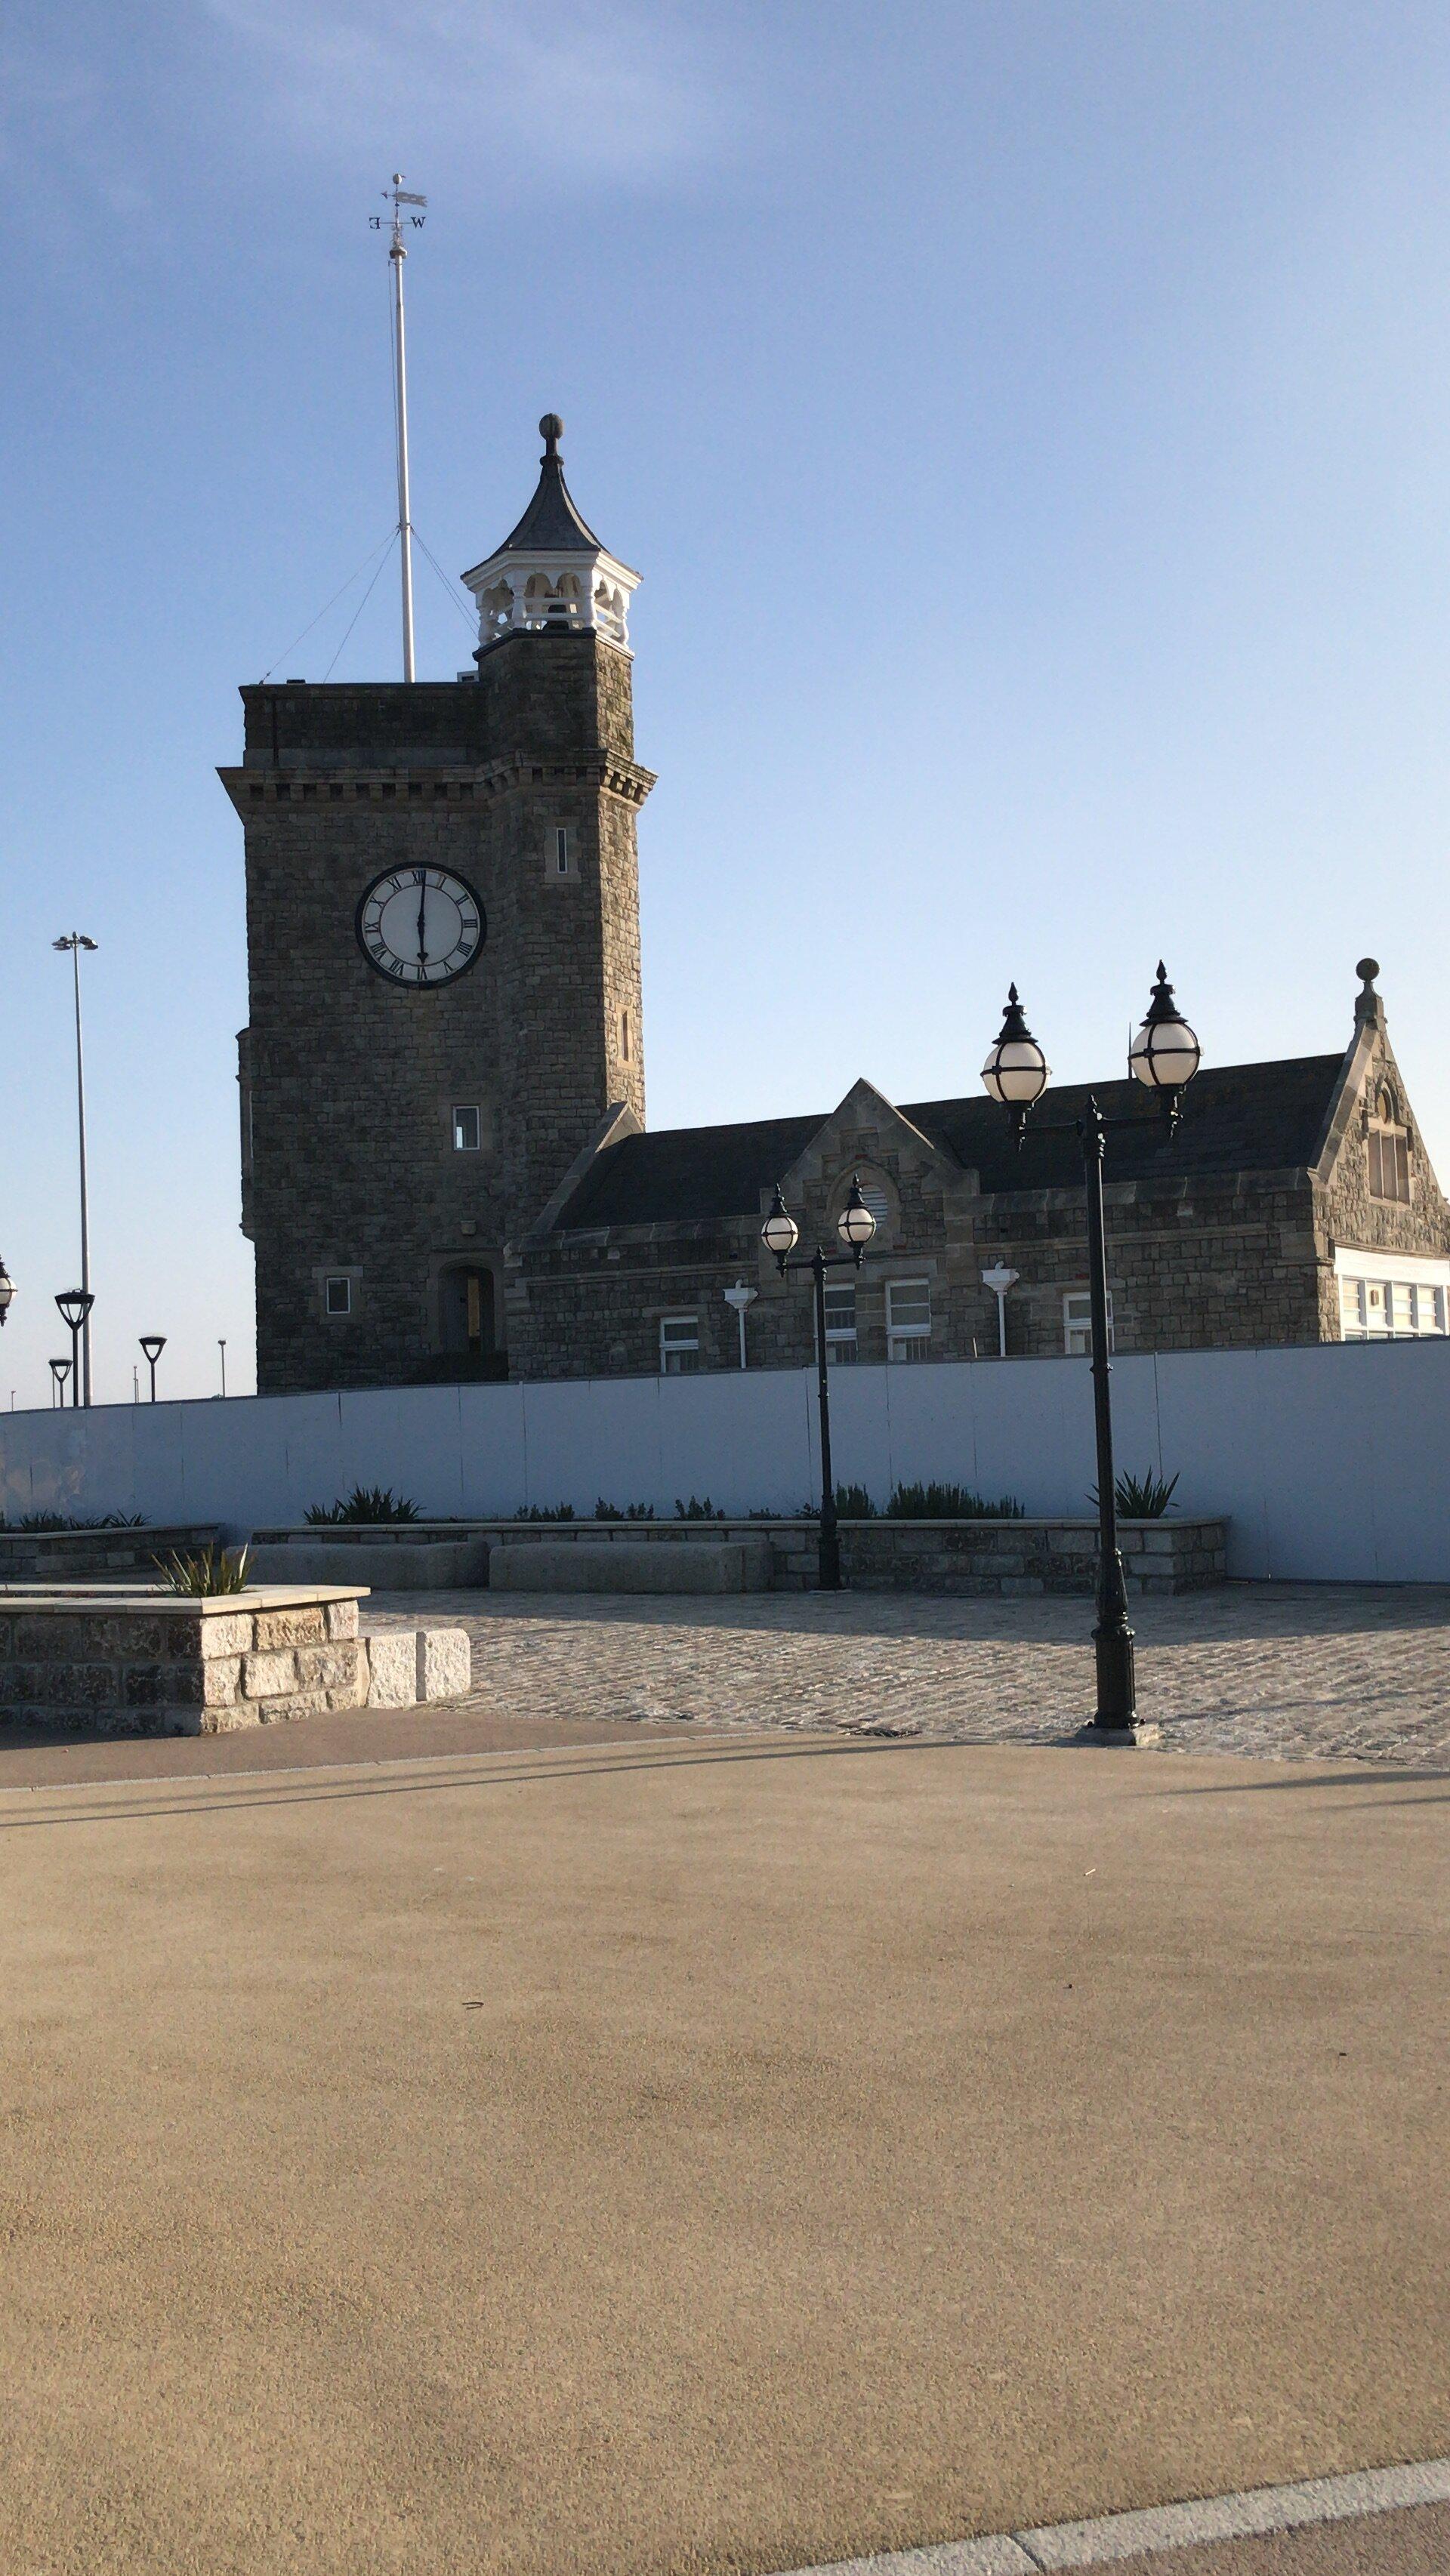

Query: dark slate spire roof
[494,414,608,556]
[549,1058,1347,1231]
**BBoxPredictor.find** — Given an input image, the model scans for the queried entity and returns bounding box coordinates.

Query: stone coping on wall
[0,1585,370,1614]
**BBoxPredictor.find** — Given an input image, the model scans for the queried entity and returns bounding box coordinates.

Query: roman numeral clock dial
[356,867,486,987]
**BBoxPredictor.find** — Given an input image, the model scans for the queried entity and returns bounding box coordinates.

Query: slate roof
[549,1056,1347,1232]
[494,449,606,555]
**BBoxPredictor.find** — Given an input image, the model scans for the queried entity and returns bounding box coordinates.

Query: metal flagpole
[54,933,98,1404]
[373,174,427,683]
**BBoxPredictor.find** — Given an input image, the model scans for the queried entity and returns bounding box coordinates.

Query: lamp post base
[1072,1718,1164,1749]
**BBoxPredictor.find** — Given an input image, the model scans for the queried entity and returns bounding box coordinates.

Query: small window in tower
[325,1277,353,1317]
[620,1007,631,1062]
[555,827,571,874]
[452,1105,481,1152]
[659,1315,699,1376]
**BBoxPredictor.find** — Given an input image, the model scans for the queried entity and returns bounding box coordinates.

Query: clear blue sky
[5,2,1450,1405]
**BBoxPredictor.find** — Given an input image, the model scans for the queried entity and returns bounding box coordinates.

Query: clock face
[356,867,486,988]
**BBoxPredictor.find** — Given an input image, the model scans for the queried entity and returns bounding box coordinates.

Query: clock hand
[417,873,428,972]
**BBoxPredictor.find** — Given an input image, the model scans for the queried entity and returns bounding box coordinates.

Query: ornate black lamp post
[981,965,1202,1739]
[761,1175,878,1590]
[54,1289,94,1410]
[139,1336,166,1403]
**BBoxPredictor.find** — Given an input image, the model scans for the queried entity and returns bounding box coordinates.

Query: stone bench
[241,1539,489,1590]
[0,1588,472,1736]
[489,1539,773,1595]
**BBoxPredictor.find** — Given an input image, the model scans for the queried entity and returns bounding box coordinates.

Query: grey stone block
[244,1541,489,1590]
[418,1627,470,1700]
[489,1539,772,1595]
[367,1632,420,1708]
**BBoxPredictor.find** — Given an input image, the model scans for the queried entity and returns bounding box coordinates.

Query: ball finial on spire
[539,413,563,454]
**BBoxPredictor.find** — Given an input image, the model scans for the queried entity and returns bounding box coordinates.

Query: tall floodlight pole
[372,174,427,682]
[54,933,98,1404]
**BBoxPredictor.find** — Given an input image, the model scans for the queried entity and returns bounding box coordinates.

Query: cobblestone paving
[366,1582,1450,1770]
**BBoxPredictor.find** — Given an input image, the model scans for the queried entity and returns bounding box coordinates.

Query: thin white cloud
[202,0,730,183]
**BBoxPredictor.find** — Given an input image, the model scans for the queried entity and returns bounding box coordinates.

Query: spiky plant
[156,1545,250,1596]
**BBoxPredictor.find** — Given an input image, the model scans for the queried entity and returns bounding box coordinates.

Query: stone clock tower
[222,417,652,1393]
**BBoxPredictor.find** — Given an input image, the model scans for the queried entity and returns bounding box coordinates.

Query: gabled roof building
[508,961,1450,1377]
[226,423,1450,1394]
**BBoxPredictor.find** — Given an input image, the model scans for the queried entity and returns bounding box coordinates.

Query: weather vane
[369,175,427,681]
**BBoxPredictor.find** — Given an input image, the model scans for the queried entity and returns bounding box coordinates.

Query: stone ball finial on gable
[540,413,563,452]
[1353,957,1385,1031]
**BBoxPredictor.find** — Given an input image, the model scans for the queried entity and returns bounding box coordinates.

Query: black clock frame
[354,865,488,988]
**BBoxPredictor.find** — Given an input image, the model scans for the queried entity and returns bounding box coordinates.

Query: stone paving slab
[362,1582,1450,1771]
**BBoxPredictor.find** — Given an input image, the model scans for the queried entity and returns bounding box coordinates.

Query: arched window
[1368,1085,1411,1204]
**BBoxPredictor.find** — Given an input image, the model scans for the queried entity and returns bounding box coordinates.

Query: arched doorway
[440,1265,495,1358]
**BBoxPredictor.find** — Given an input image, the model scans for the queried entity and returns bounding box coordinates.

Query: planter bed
[0,1588,471,1736]
[245,1518,1226,1595]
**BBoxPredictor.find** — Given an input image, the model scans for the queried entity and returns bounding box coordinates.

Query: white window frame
[822,1279,858,1364]
[886,1277,932,1362]
[1334,1247,1450,1340]
[1063,1289,1112,1357]
[452,1104,481,1152]
[324,1275,353,1317]
[659,1314,699,1376]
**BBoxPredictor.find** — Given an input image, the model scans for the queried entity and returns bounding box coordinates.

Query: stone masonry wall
[1311,1027,1450,1337]
[0,1595,366,1736]
[225,633,652,1396]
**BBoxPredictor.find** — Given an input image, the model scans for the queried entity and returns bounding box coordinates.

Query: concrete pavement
[2,1734,1446,2574]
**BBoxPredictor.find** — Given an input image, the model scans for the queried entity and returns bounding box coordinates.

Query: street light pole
[55,1290,93,1408]
[140,1336,166,1403]
[763,1176,878,1592]
[981,967,1202,1740]
[54,933,98,1404]
[49,1358,70,1408]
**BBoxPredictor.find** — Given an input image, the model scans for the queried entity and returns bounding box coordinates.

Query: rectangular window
[886,1277,931,1361]
[452,1105,481,1151]
[1339,1277,1365,1339]
[1063,1290,1113,1357]
[554,827,571,874]
[1362,1280,1388,1332]
[324,1276,352,1317]
[823,1281,858,1363]
[659,1314,699,1376]
[1369,1129,1411,1203]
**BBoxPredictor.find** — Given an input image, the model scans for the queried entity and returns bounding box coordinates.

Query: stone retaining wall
[255,1517,1225,1595]
[0,1526,221,1585]
[0,1589,471,1736]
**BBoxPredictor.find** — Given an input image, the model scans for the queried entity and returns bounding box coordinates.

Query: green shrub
[1101,1468,1180,1518]
[5,1509,145,1532]
[306,1486,422,1526]
[594,1500,656,1521]
[156,1545,250,1596]
[513,1502,575,1522]
[675,1496,724,1520]
[885,1482,1024,1521]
